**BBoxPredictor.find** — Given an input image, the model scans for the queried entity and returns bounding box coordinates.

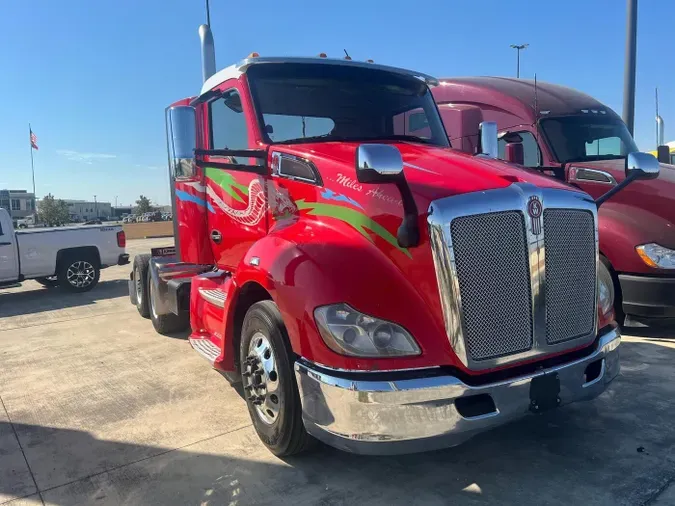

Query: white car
[0,208,129,292]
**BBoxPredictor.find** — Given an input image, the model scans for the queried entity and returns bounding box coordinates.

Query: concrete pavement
[1,238,675,505]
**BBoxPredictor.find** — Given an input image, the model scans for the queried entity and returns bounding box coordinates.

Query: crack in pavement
[0,394,44,506]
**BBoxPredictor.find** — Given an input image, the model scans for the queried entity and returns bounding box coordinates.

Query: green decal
[296,200,411,258]
[205,167,249,203]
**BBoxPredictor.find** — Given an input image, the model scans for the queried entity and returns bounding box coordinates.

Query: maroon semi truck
[431,78,675,323]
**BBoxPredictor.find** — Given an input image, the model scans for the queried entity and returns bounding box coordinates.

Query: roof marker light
[366,59,374,63]
[248,52,260,58]
[318,53,327,58]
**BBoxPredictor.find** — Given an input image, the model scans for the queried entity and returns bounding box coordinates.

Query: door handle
[210,230,222,244]
[0,242,12,246]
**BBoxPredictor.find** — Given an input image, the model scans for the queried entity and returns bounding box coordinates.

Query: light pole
[510,44,529,78]
[94,195,98,218]
[622,0,638,136]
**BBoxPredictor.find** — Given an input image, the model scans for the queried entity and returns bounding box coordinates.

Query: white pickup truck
[0,208,129,292]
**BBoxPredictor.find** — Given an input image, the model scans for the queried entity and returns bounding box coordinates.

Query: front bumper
[117,254,130,266]
[295,325,620,455]
[619,274,675,319]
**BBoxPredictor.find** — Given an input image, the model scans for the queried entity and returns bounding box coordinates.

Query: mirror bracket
[596,152,660,208]
[355,144,420,248]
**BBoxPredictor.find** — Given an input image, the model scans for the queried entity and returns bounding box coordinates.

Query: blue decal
[320,188,364,209]
[175,189,215,213]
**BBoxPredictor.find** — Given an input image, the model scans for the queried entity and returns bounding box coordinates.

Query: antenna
[534,73,541,166]
[343,49,351,60]
[206,0,211,25]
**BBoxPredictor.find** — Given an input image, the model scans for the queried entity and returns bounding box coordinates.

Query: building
[63,200,113,221]
[0,189,35,219]
[112,206,133,219]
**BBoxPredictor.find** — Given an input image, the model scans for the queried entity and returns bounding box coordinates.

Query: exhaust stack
[199,23,216,84]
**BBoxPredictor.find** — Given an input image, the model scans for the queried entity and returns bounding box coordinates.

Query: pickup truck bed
[0,209,128,291]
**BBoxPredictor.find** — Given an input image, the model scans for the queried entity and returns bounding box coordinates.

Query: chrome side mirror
[626,152,660,180]
[596,151,660,208]
[356,144,403,183]
[478,121,498,158]
[166,105,196,179]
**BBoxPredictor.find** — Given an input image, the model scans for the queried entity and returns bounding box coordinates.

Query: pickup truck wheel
[35,276,59,288]
[133,254,151,318]
[58,258,100,292]
[240,301,314,457]
[148,272,188,335]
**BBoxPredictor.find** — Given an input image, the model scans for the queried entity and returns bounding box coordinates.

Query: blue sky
[0,0,671,206]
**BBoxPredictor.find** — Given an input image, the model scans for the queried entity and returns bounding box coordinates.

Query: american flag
[30,129,38,150]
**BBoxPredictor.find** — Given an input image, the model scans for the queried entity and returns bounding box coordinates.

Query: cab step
[189,337,221,363]
[198,287,226,307]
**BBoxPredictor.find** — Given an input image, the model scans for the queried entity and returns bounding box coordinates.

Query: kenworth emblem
[528,196,543,235]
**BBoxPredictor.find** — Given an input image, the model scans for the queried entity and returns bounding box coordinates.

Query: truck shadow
[1,338,674,505]
[0,279,129,318]
[623,321,675,339]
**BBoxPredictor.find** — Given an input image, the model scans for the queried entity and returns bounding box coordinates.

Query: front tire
[58,256,100,292]
[240,301,314,456]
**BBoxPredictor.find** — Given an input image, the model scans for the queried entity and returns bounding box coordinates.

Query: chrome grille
[544,209,596,344]
[450,212,533,361]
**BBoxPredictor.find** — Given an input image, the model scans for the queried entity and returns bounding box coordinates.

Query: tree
[135,195,154,214]
[38,194,70,226]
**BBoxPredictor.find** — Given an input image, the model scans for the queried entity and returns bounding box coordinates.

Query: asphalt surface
[1,238,675,505]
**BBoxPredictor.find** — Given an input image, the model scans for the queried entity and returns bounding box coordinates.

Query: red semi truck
[432,78,675,323]
[128,25,660,455]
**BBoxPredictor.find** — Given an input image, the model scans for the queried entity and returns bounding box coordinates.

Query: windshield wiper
[272,134,439,146]
[563,154,626,163]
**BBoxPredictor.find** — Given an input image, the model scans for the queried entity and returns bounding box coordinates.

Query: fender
[599,202,675,275]
[225,218,459,373]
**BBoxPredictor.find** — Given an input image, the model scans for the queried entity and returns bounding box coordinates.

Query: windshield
[246,63,449,147]
[540,115,638,163]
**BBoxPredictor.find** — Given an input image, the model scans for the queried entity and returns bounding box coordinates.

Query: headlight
[636,243,675,269]
[314,303,421,357]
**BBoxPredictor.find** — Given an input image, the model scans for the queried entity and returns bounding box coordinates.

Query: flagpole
[29,123,36,211]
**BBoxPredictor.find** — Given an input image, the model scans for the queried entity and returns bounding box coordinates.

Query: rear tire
[148,271,188,335]
[133,254,151,318]
[57,255,100,293]
[240,301,314,457]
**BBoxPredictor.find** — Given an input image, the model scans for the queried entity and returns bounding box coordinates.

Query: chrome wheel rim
[135,266,143,304]
[66,261,95,288]
[243,332,281,425]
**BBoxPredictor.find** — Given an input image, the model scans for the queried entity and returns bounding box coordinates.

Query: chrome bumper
[294,325,620,455]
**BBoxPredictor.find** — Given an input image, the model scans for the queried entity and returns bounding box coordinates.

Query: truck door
[202,85,268,271]
[0,212,19,282]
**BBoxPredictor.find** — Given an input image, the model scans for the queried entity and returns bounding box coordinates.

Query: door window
[11,199,20,211]
[498,131,541,167]
[210,90,249,164]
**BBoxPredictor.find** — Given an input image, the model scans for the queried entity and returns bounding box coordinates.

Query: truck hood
[570,159,675,226]
[285,141,575,203]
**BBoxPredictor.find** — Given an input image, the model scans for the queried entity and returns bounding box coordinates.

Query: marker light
[318,53,327,58]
